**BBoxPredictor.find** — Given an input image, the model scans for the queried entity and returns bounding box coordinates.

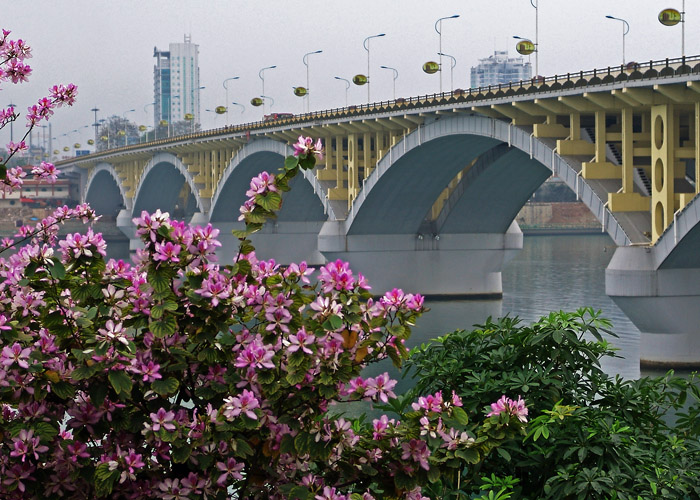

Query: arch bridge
[61,56,700,366]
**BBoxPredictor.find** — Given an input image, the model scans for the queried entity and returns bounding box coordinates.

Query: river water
[384,233,643,393]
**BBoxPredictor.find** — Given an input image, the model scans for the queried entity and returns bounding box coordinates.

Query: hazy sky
[2,0,695,149]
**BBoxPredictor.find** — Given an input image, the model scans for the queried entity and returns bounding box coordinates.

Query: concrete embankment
[516,201,602,235]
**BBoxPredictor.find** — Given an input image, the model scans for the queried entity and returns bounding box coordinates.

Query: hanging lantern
[250,97,264,107]
[293,86,308,97]
[422,61,440,74]
[100,135,108,142]
[159,119,168,126]
[73,143,81,149]
[138,125,147,132]
[117,130,126,136]
[63,146,69,152]
[658,8,682,26]
[515,39,536,55]
[352,74,368,86]
[53,149,59,155]
[184,113,194,121]
[215,106,227,114]
[87,139,95,145]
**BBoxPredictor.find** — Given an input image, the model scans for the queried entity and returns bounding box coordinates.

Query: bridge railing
[57,54,700,164]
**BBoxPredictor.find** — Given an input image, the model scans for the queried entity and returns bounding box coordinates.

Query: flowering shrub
[0,29,527,499]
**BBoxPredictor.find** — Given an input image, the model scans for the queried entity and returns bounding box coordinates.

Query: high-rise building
[470,50,532,89]
[153,35,201,127]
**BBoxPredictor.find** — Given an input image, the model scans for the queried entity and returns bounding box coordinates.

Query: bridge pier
[318,221,523,297]
[212,221,326,266]
[115,209,144,253]
[606,246,700,367]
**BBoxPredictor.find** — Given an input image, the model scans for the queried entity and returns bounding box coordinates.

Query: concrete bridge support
[319,221,523,297]
[606,246,700,367]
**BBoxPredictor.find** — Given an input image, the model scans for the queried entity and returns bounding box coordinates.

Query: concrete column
[606,245,700,367]
[318,221,523,297]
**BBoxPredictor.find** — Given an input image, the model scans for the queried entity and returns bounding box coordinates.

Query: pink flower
[216,458,244,486]
[487,395,528,423]
[149,408,176,432]
[364,372,397,403]
[293,135,324,159]
[1,343,32,368]
[222,389,260,420]
[400,439,431,471]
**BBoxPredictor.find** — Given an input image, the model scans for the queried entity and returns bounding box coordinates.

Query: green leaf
[285,155,299,170]
[71,364,98,381]
[427,465,441,483]
[48,258,66,279]
[299,154,316,170]
[150,304,165,320]
[257,191,282,212]
[94,462,120,498]
[89,382,108,407]
[108,370,133,396]
[150,315,177,338]
[452,406,469,426]
[33,421,59,442]
[52,380,76,399]
[172,445,192,464]
[289,486,312,499]
[286,370,306,386]
[147,266,173,294]
[152,377,180,396]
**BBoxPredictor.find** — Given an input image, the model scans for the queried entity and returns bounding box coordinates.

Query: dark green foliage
[406,308,700,499]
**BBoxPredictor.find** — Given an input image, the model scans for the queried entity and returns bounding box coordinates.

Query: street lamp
[231,102,245,117]
[122,109,135,146]
[260,95,274,118]
[259,66,276,114]
[7,103,16,142]
[143,102,155,139]
[223,76,239,125]
[91,107,100,147]
[334,76,350,107]
[606,15,630,65]
[303,50,322,113]
[363,33,385,103]
[380,65,398,100]
[437,52,456,92]
[658,3,685,57]
[435,15,459,93]
[523,0,539,78]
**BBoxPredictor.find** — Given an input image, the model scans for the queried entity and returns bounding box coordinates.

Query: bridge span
[60,56,700,366]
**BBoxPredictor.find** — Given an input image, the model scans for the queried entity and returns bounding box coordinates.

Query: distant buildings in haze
[470,50,532,88]
[153,35,201,127]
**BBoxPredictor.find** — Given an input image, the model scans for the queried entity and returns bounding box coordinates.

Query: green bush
[405,308,700,499]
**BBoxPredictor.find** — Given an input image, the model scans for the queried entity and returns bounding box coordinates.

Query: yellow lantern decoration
[63,146,69,152]
[293,86,308,97]
[138,125,147,132]
[184,113,194,121]
[250,97,264,107]
[87,139,95,145]
[352,74,368,86]
[159,119,168,127]
[422,61,440,74]
[100,135,108,142]
[53,149,59,155]
[117,130,126,137]
[73,143,80,149]
[215,106,227,114]
[515,40,536,55]
[659,8,682,26]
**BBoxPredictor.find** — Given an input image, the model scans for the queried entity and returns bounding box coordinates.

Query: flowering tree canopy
[0,29,527,500]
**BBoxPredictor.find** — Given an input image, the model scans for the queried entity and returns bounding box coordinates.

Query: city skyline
[2,0,695,150]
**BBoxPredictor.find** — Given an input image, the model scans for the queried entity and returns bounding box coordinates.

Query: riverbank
[516,201,601,234]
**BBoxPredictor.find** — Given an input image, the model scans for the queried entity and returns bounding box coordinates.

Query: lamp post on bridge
[223,76,239,125]
[122,109,135,146]
[435,15,459,94]
[379,65,398,100]
[7,103,16,142]
[606,15,630,66]
[658,2,685,57]
[437,52,456,92]
[303,50,322,113]
[258,66,276,115]
[363,33,385,104]
[143,102,155,139]
[334,76,350,107]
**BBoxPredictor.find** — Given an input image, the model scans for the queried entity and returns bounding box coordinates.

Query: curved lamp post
[606,15,630,65]
[122,109,135,146]
[437,52,456,92]
[379,65,398,100]
[231,102,245,115]
[435,15,459,93]
[260,95,274,118]
[303,50,322,113]
[363,33,385,103]
[223,77,239,125]
[259,66,276,114]
[334,76,350,107]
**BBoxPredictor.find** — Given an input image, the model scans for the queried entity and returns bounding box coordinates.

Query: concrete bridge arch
[132,152,205,219]
[84,163,130,217]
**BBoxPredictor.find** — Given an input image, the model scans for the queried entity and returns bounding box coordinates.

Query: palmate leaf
[256,191,282,212]
[152,376,180,396]
[94,462,120,497]
[108,370,132,396]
